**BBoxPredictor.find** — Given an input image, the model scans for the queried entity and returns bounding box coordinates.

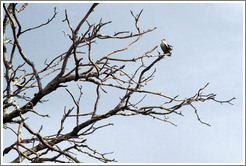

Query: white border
[243,2,246,165]
[1,1,245,3]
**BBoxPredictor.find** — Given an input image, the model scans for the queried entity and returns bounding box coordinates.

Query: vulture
[160,39,172,55]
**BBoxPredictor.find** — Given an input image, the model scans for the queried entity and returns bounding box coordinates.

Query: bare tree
[2,3,235,163]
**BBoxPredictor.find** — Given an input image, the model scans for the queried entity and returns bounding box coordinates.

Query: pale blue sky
[2,2,244,163]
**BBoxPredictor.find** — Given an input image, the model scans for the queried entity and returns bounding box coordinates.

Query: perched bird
[160,39,172,56]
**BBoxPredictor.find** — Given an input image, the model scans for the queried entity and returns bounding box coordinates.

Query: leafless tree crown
[2,3,235,163]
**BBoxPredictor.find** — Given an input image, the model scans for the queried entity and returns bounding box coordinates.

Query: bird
[160,39,172,56]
